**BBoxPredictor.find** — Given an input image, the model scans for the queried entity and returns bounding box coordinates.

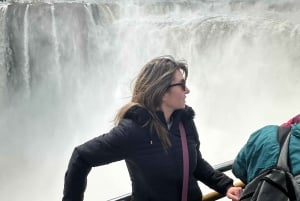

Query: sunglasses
[167,80,186,91]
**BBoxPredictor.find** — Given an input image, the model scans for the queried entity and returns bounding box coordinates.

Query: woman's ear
[161,91,169,104]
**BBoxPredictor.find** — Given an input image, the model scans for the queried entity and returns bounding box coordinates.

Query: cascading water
[0,0,300,200]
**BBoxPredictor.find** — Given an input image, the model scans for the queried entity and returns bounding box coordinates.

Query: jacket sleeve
[194,151,233,195]
[62,119,136,201]
[188,119,233,195]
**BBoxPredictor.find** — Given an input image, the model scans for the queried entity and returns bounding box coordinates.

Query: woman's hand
[226,186,243,201]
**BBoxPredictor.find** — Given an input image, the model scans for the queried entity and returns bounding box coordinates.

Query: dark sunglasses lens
[168,81,186,91]
[178,83,184,90]
[181,81,186,90]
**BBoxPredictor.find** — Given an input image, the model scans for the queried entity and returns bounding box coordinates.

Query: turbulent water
[0,0,300,200]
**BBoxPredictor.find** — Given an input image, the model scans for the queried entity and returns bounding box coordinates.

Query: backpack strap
[276,126,291,171]
[277,126,291,149]
[277,126,300,201]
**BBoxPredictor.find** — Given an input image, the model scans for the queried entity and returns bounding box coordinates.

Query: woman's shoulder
[123,105,151,126]
[116,106,151,138]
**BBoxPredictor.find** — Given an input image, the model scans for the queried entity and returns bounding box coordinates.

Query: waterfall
[0,0,300,200]
[23,4,30,98]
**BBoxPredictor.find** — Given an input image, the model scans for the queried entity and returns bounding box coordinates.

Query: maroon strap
[179,122,189,201]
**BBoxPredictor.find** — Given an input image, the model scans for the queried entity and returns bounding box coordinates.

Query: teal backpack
[239,126,300,201]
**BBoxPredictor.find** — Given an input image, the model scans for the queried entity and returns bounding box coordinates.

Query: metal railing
[202,181,244,201]
[108,160,245,201]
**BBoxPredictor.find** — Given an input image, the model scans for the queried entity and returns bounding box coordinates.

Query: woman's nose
[185,86,190,94]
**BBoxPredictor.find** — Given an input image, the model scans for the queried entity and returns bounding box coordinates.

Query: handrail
[202,181,245,201]
[108,160,244,201]
[202,160,245,201]
[212,160,234,172]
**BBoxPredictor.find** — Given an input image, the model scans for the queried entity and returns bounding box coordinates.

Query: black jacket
[62,105,233,201]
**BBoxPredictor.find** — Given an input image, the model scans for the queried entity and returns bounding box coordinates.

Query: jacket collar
[123,105,195,126]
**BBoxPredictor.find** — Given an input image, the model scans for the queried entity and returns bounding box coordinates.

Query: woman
[62,56,241,201]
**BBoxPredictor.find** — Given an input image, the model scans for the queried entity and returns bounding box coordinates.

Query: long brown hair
[114,55,188,149]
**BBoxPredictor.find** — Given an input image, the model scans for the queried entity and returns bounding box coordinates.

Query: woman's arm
[62,119,136,201]
[194,151,233,195]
